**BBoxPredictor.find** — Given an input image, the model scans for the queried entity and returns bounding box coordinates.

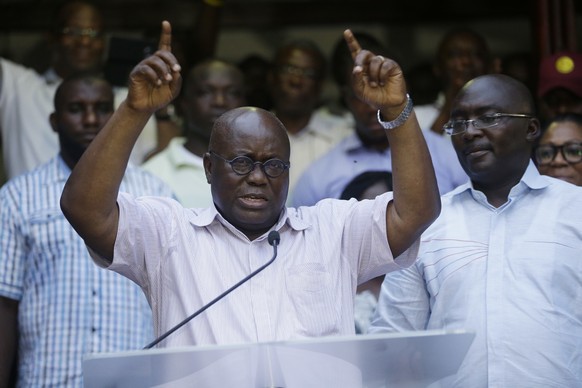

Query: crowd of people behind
[1,0,582,387]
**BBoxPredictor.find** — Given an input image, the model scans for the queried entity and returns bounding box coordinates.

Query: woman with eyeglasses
[534,113,582,186]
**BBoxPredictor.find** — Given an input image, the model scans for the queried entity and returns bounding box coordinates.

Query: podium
[83,329,474,388]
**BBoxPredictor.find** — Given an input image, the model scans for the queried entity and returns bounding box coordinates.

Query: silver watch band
[376,94,413,130]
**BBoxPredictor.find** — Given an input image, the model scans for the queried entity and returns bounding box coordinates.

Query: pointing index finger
[343,29,361,60]
[158,20,172,52]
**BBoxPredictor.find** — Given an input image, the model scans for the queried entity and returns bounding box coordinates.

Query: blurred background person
[0,1,158,180]
[414,27,495,135]
[238,53,273,110]
[0,73,174,387]
[0,0,223,184]
[291,32,395,207]
[500,51,537,97]
[292,32,467,207]
[534,113,582,186]
[268,38,352,199]
[537,51,582,121]
[142,59,246,207]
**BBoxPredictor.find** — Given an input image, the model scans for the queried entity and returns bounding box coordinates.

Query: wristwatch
[377,94,413,130]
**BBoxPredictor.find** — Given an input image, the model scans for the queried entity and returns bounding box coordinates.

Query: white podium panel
[83,330,474,388]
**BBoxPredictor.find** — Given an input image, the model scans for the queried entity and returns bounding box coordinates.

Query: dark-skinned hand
[343,29,408,119]
[126,21,182,114]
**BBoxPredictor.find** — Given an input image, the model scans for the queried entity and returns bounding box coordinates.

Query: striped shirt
[0,156,175,387]
[96,191,420,347]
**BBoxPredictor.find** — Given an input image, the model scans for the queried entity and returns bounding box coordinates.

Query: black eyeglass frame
[61,27,103,39]
[444,113,534,136]
[276,64,320,80]
[534,142,582,165]
[209,151,290,178]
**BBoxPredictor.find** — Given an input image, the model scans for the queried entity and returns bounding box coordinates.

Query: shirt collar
[336,133,391,155]
[42,68,61,85]
[55,154,72,181]
[341,133,367,153]
[187,205,311,240]
[166,137,204,168]
[448,160,550,202]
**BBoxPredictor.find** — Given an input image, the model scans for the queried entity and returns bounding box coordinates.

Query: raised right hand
[126,21,182,114]
[343,29,408,120]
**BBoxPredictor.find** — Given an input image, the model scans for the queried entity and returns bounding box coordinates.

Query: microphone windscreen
[268,230,280,246]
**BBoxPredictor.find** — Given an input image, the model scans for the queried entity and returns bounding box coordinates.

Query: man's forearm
[61,102,151,258]
[383,109,441,257]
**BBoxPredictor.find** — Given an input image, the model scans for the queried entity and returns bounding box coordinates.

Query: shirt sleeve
[0,184,25,300]
[347,192,421,280]
[368,262,430,333]
[92,193,178,289]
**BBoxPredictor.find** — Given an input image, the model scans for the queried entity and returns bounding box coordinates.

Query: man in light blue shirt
[0,73,174,387]
[370,74,582,387]
[291,33,466,207]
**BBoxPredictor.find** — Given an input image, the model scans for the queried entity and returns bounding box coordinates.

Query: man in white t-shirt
[0,1,159,180]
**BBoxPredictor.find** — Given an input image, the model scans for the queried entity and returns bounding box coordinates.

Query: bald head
[210,107,290,155]
[455,74,536,114]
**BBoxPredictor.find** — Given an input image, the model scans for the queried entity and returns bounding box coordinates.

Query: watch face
[377,94,413,130]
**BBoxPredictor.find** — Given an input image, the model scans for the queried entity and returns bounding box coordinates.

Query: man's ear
[203,152,212,184]
[49,112,58,133]
[526,117,541,142]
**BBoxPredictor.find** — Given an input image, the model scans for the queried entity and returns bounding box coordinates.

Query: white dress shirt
[370,162,582,387]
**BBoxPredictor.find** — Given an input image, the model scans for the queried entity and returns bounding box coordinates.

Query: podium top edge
[84,329,474,361]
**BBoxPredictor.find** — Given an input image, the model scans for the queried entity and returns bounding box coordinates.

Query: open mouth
[239,194,268,209]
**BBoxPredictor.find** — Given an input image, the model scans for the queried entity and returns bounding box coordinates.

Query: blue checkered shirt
[0,156,175,387]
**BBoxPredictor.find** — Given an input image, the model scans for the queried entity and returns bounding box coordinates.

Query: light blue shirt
[291,131,467,207]
[0,156,175,387]
[291,133,393,207]
[370,162,582,387]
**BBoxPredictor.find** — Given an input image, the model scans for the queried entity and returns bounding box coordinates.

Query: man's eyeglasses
[209,151,290,178]
[61,27,103,39]
[534,142,582,165]
[444,113,534,136]
[277,64,320,80]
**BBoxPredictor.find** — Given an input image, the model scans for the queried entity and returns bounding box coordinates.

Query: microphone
[144,230,281,349]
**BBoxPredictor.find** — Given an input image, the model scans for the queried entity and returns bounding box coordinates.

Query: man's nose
[83,108,98,124]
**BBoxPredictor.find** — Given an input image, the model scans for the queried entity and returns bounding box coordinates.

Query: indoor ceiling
[0,0,552,32]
